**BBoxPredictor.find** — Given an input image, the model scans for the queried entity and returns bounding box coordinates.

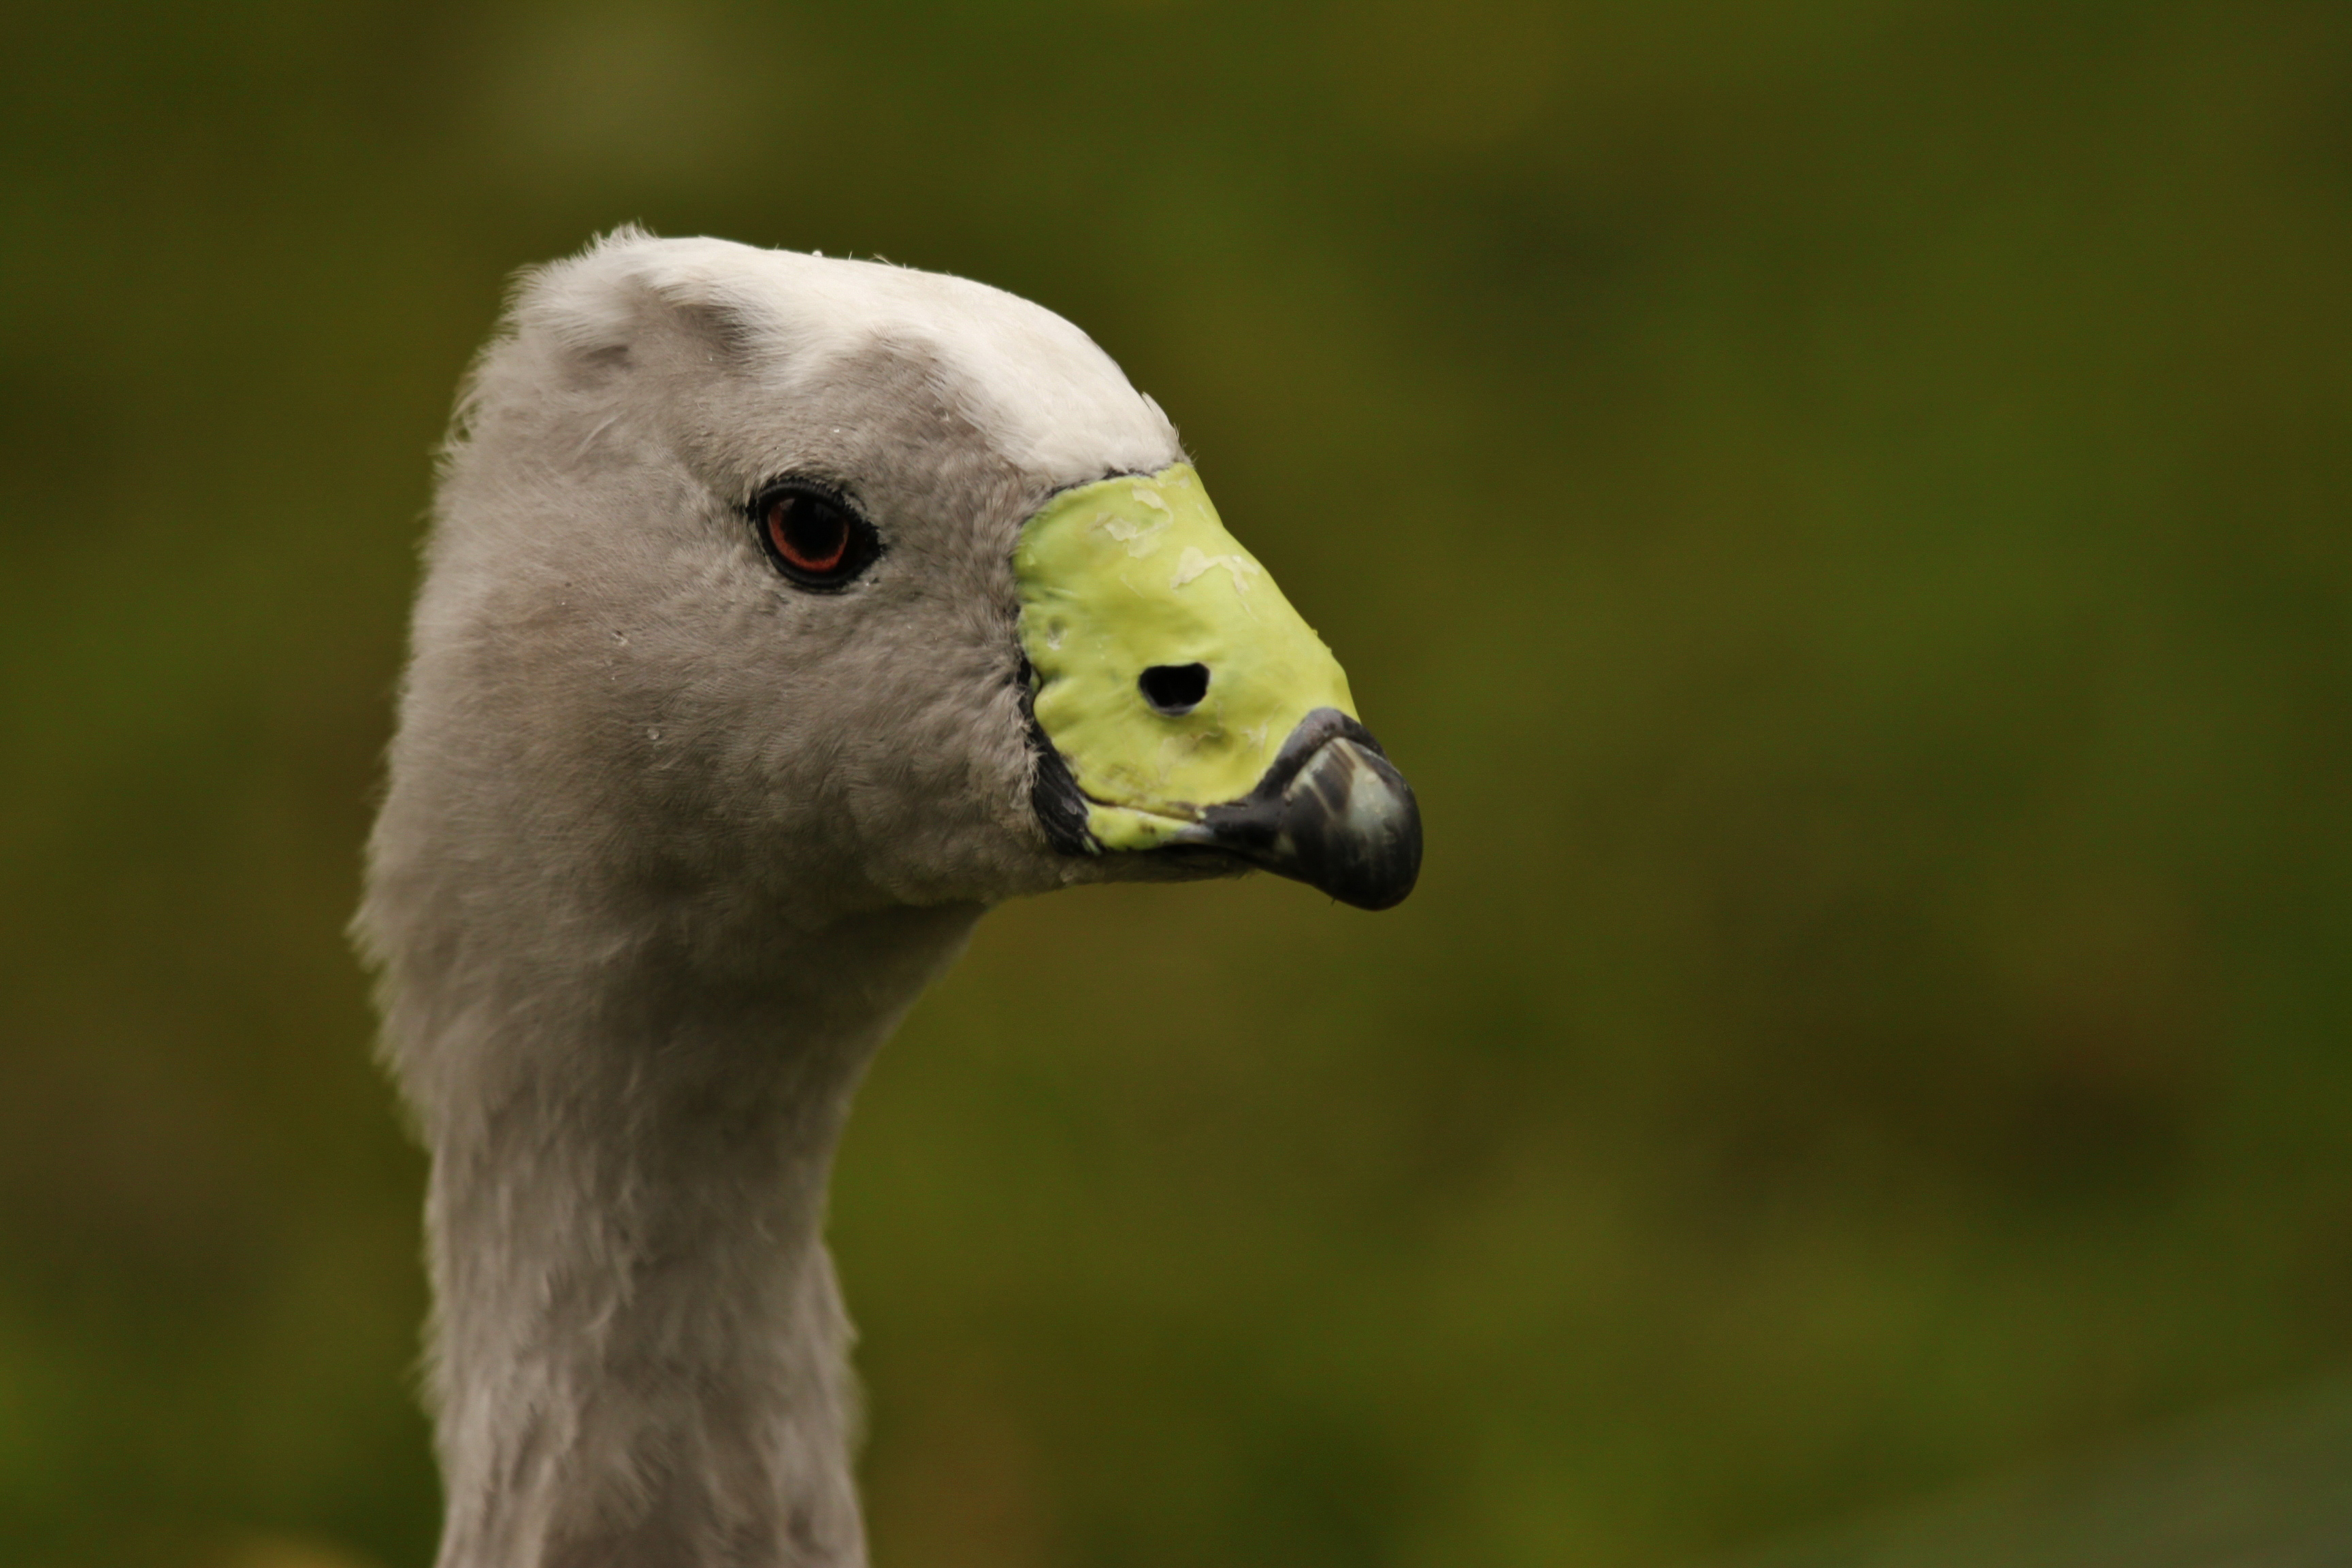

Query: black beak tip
[1287,738,1422,910]
[1193,709,1423,911]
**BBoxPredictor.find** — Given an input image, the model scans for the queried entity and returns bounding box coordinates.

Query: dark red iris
[748,480,879,590]
[766,493,851,576]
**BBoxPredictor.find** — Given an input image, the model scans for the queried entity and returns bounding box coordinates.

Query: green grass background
[3,1,2349,1564]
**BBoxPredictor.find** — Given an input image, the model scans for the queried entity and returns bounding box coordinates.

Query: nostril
[1139,663,1211,716]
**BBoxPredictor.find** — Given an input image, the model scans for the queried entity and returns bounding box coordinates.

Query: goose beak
[1014,464,1422,909]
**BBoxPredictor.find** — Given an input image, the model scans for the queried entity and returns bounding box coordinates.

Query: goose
[356,229,1421,1568]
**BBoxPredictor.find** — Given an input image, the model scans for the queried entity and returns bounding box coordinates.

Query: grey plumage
[358,231,1206,1567]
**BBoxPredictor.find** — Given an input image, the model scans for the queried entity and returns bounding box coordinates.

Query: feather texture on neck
[397,898,979,1568]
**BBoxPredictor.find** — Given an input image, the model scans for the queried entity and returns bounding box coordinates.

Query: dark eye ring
[749,481,881,589]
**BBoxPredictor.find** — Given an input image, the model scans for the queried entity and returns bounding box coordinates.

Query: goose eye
[752,484,879,589]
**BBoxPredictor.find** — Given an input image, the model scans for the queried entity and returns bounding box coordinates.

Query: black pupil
[1139,663,1211,715]
[773,496,848,571]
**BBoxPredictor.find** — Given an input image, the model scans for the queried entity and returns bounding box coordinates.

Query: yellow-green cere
[1015,463,1357,851]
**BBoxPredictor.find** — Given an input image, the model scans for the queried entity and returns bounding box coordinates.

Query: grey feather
[357,231,1198,1567]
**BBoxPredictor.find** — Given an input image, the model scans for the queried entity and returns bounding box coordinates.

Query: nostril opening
[1139,663,1211,716]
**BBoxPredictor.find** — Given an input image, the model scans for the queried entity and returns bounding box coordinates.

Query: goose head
[379,231,1418,953]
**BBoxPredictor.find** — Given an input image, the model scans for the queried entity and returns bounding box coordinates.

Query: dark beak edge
[1181,708,1423,911]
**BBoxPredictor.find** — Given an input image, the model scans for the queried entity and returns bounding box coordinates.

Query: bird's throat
[414,901,983,1568]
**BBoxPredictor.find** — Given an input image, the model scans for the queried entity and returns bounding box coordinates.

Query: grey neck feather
[361,231,1188,1568]
[419,898,981,1568]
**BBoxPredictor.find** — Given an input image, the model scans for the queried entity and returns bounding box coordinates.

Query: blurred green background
[3,1,2349,1565]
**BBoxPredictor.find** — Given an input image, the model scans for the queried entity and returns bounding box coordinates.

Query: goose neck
[422,899,983,1568]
